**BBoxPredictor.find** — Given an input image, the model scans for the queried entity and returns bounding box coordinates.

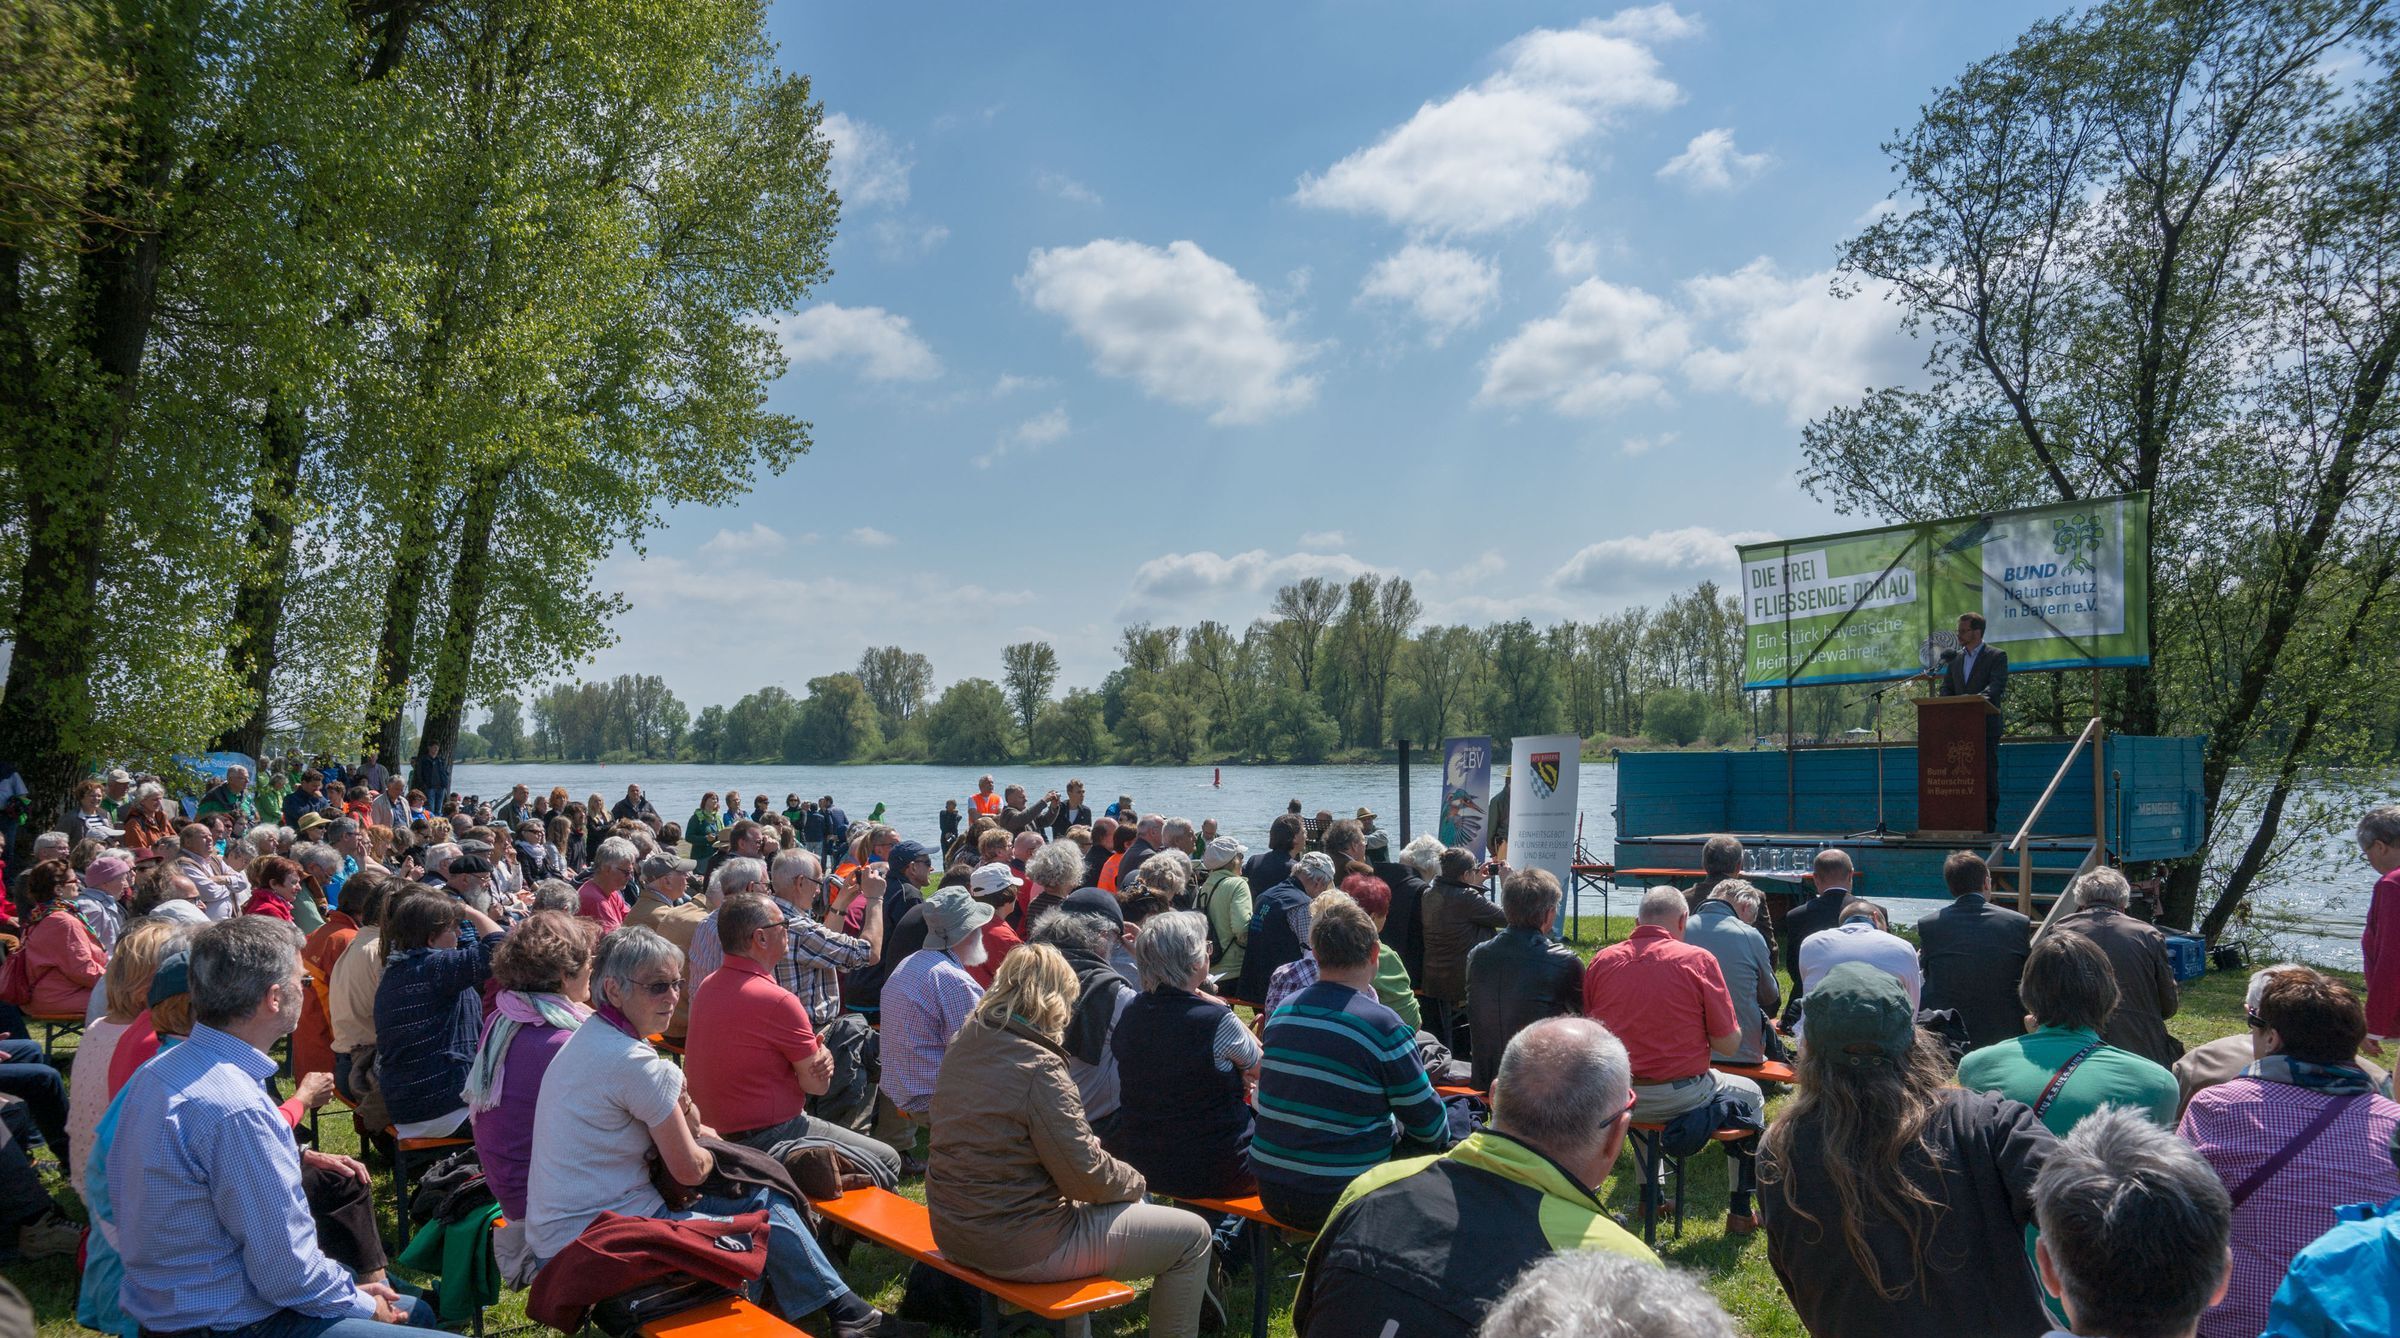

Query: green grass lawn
[12,922,2347,1337]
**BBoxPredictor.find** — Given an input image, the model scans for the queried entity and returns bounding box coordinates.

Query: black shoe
[899,1153,928,1179]
[832,1310,928,1338]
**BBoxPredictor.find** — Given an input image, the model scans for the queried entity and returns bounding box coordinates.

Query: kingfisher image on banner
[1438,736,1493,861]
[1530,751,1561,799]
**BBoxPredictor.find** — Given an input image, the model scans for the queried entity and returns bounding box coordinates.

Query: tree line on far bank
[465,577,1788,766]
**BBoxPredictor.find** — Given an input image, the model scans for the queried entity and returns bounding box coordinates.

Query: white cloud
[1292,7,1695,234]
[1590,2,1703,41]
[1297,530,1348,550]
[1448,550,1507,583]
[992,373,1052,396]
[1853,197,1901,228]
[1619,431,1677,457]
[1478,277,1690,415]
[696,523,793,558]
[819,112,912,208]
[1680,260,1912,423]
[1356,243,1500,343]
[1012,405,1070,445]
[767,304,942,383]
[1658,127,1771,191]
[1119,548,1382,616]
[1017,239,1319,425]
[1548,234,1600,278]
[1038,171,1102,205]
[932,102,1004,132]
[847,526,898,548]
[975,405,1072,469]
[1476,260,1915,423]
[1550,526,1772,594]
[870,218,950,258]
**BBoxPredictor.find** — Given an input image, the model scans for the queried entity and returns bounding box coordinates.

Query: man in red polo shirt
[684,892,903,1183]
[1581,886,1765,1233]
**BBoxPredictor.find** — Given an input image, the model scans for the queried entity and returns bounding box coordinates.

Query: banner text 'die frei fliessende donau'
[1737,493,2153,690]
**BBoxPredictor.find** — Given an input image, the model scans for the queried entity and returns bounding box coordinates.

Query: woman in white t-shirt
[521,925,915,1338]
[66,919,183,1196]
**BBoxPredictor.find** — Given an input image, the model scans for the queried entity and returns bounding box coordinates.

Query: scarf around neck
[2246,1053,2380,1096]
[462,990,591,1113]
[593,998,642,1039]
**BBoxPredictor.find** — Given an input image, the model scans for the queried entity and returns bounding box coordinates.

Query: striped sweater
[1252,980,1447,1199]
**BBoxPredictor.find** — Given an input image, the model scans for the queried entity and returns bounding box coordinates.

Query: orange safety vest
[971,792,1001,817]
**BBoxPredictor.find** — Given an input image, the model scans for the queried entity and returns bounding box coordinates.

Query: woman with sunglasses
[523,926,919,1338]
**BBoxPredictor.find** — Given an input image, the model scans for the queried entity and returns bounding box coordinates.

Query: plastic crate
[2164,933,2208,983]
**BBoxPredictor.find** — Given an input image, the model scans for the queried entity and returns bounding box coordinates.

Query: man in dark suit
[1368,830,1431,984]
[1915,851,2034,1051]
[1940,611,2009,831]
[2051,866,2183,1066]
[1777,847,1862,1029]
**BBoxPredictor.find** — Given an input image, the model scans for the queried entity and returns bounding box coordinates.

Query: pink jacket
[25,906,106,1017]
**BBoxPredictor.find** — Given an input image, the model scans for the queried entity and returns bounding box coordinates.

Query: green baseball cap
[1802,961,1916,1068]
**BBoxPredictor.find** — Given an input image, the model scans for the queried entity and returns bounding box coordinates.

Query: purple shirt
[470,1023,575,1220]
[880,949,984,1118]
[2181,1076,2400,1338]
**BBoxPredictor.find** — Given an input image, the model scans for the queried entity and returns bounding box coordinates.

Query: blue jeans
[0,1038,69,1153]
[185,1296,437,1338]
[666,1184,847,1320]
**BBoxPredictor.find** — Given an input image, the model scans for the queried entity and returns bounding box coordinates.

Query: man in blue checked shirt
[112,916,434,1337]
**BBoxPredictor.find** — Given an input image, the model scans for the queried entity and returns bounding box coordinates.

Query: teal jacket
[2265,1196,2400,1336]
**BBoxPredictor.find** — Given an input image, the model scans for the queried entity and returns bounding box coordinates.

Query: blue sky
[584,1,2060,710]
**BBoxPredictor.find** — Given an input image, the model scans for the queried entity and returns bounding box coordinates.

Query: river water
[451,759,2391,967]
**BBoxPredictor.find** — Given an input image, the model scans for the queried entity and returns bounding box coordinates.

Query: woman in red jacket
[20,859,106,1017]
[241,853,304,921]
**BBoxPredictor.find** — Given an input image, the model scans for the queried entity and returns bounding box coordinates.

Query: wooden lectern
[1916,695,1999,836]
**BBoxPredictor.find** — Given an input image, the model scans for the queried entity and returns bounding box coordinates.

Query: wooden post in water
[1396,739,1412,844]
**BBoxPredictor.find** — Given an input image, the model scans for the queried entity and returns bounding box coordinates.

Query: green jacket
[1196,868,1251,977]
[1374,944,1420,1031]
[1298,1130,1654,1338]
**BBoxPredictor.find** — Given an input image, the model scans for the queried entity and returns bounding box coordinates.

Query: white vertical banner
[1507,733,1580,926]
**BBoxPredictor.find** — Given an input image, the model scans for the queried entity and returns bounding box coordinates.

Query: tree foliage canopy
[1802,0,2400,930]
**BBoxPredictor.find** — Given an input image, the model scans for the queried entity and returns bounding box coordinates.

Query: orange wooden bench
[1625,1123,1756,1246]
[1712,1058,1796,1085]
[638,1296,801,1338]
[1433,1083,1486,1100]
[813,1186,1137,1334]
[1173,1195,1308,1338]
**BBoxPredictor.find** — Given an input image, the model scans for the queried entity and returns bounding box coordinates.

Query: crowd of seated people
[5,777,2400,1338]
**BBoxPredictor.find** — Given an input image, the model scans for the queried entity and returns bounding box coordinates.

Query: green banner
[1738,493,2151,689]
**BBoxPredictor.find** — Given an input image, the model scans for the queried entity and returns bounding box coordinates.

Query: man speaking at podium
[1941,613,2008,832]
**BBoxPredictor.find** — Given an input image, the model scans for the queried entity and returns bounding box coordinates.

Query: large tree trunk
[0,48,177,823]
[220,5,425,762]
[2159,327,2399,928]
[362,438,448,766]
[416,459,508,757]
[213,396,306,757]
